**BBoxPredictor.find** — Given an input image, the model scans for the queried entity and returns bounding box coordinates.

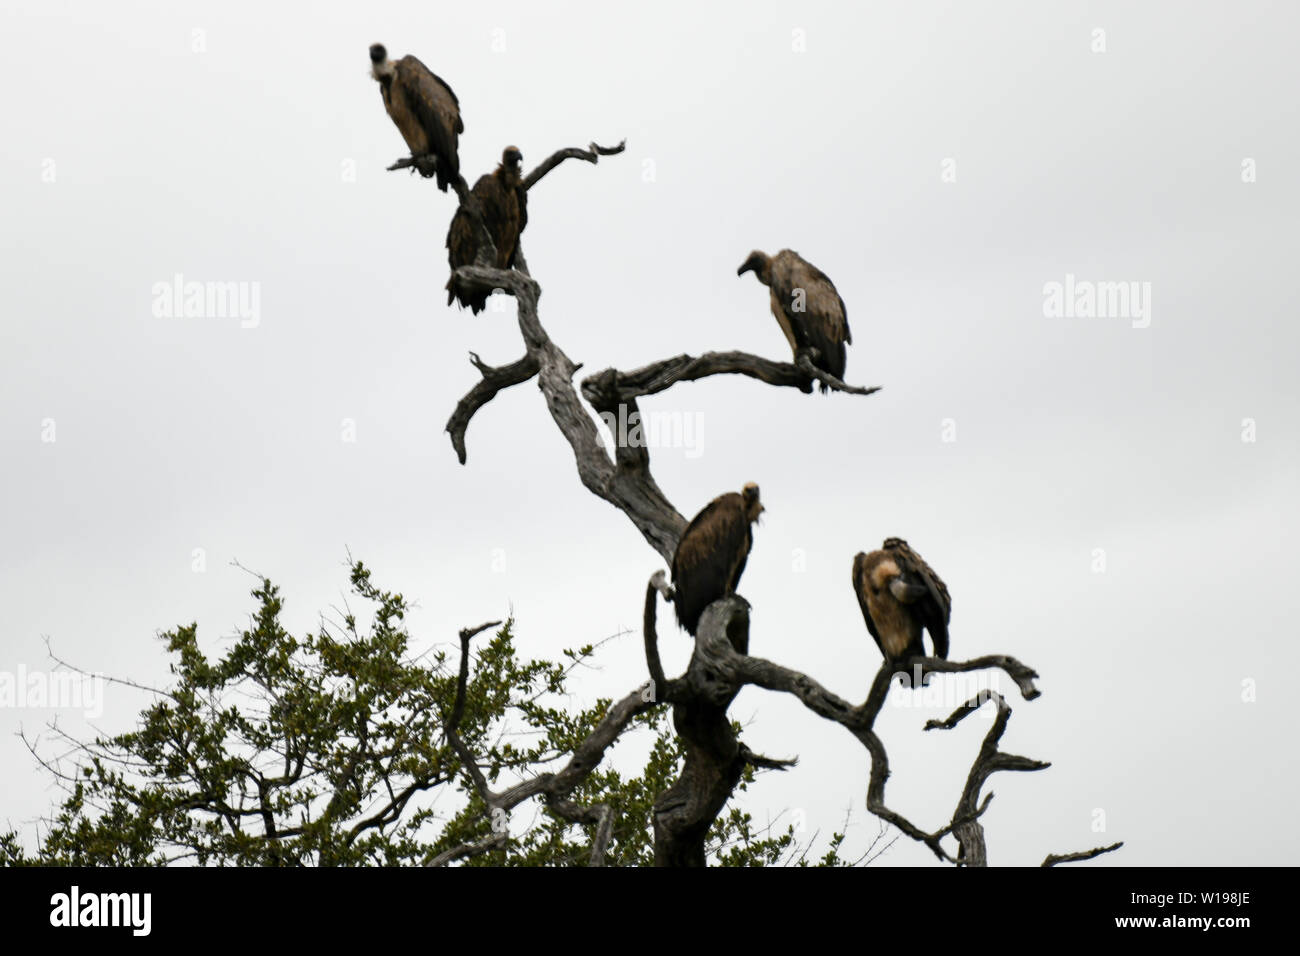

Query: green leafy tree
[4,562,884,867]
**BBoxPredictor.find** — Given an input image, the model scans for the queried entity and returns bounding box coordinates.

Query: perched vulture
[852,539,951,672]
[369,43,462,193]
[445,147,528,313]
[737,249,852,391]
[671,483,764,636]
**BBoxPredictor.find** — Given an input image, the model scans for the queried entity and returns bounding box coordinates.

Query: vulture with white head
[369,43,462,193]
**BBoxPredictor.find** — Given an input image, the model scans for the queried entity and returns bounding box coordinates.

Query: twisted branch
[523,140,626,191]
[924,692,1051,865]
[445,352,540,464]
[441,140,882,563]
[650,594,1062,865]
[643,574,673,703]
[444,254,686,560]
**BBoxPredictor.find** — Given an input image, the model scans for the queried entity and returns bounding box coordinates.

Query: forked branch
[441,619,656,866]
[924,691,1051,865]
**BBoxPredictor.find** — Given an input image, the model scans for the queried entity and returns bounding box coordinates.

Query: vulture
[737,249,852,391]
[671,483,764,636]
[852,539,951,674]
[369,43,462,193]
[445,147,528,313]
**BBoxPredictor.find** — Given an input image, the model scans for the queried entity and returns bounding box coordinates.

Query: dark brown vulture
[737,249,852,392]
[852,538,951,673]
[369,43,462,193]
[445,147,528,314]
[671,483,764,636]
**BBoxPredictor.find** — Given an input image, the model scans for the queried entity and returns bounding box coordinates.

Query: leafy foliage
[3,563,865,867]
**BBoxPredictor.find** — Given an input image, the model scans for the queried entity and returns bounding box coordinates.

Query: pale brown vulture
[853,539,951,672]
[445,147,528,313]
[737,249,852,391]
[370,43,462,192]
[671,484,764,636]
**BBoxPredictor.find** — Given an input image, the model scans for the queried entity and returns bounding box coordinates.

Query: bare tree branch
[386,154,438,176]
[581,351,879,404]
[387,155,473,208]
[794,353,881,395]
[445,352,541,463]
[645,594,1053,865]
[426,832,509,867]
[444,621,504,803]
[43,636,173,700]
[907,655,1042,701]
[1042,842,1125,867]
[737,744,797,771]
[643,574,671,704]
[523,140,626,191]
[925,692,1051,865]
[442,259,686,560]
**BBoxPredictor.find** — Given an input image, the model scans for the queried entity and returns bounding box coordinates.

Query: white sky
[2,0,1297,865]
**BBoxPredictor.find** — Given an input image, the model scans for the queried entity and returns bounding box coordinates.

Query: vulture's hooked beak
[737,252,766,278]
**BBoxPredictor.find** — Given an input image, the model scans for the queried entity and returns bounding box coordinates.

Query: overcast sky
[2,0,1297,865]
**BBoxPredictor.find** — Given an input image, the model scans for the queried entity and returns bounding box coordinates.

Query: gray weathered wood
[425,141,1113,868]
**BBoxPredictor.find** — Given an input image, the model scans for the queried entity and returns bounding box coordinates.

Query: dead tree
[390,141,1122,867]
